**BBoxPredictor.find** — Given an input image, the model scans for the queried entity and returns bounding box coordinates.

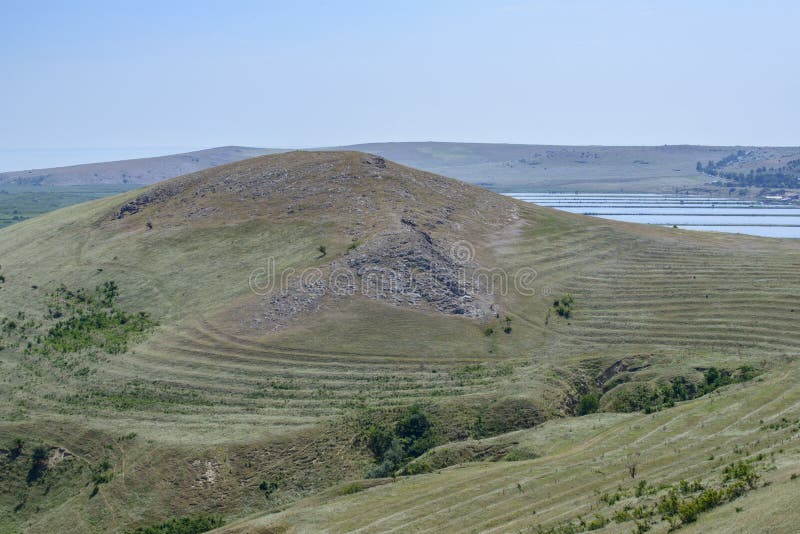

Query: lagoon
[506,193,800,238]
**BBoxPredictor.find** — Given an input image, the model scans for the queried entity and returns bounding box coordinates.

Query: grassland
[0,151,799,532]
[224,362,800,533]
[0,185,136,229]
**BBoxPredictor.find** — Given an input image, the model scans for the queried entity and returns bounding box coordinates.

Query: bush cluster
[128,514,224,534]
[358,405,435,478]
[605,366,758,414]
[543,456,762,533]
[552,295,574,318]
[34,282,156,355]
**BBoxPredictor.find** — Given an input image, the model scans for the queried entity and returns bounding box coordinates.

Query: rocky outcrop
[254,222,491,332]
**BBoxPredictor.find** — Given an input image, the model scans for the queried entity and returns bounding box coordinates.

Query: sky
[1,0,798,171]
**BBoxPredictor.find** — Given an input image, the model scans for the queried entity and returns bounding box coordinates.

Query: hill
[6,142,800,193]
[4,143,800,233]
[0,151,799,532]
[0,146,283,186]
[338,142,800,194]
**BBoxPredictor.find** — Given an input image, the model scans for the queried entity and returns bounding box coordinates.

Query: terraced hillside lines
[45,315,522,442]
[563,238,800,354]
[222,365,800,533]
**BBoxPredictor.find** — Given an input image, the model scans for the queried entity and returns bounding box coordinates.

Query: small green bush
[26,446,49,483]
[258,480,278,496]
[586,514,608,530]
[128,514,224,534]
[336,482,364,495]
[553,294,575,318]
[360,405,435,478]
[576,392,599,415]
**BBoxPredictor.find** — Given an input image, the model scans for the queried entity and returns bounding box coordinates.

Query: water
[506,193,800,238]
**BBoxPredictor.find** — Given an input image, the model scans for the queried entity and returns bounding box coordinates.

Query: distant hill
[0,146,284,186]
[336,142,800,193]
[4,142,799,193]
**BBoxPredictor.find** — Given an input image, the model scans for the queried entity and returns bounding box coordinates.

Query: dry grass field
[0,151,798,532]
[223,362,800,533]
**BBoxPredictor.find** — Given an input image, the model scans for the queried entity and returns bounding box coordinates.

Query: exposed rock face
[255,223,491,332]
[115,184,184,219]
[345,226,482,316]
[46,447,74,469]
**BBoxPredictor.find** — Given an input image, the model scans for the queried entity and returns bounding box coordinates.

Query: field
[0,185,136,229]
[0,151,799,532]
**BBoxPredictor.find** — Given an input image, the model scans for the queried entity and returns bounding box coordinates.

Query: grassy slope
[0,151,799,532]
[221,363,800,533]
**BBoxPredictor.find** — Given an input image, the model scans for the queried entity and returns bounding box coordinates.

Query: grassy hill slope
[223,362,800,533]
[0,151,798,532]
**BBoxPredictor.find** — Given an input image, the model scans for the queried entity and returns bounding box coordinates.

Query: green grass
[0,185,136,229]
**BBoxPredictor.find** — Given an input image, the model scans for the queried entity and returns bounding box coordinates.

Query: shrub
[258,480,278,496]
[26,446,49,483]
[586,514,608,530]
[360,405,435,478]
[553,294,575,318]
[9,438,23,460]
[723,461,759,489]
[576,392,599,415]
[128,514,224,534]
[395,405,433,458]
[34,282,156,355]
[502,447,539,462]
[363,425,392,460]
[336,482,364,495]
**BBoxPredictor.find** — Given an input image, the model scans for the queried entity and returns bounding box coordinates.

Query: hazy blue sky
[1,0,798,170]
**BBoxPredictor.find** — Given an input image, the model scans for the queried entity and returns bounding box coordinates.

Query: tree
[576,392,599,415]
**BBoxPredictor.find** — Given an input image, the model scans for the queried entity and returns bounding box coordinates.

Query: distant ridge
[4,142,800,193]
[334,142,800,193]
[0,146,284,186]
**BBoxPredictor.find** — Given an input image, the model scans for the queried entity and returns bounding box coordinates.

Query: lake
[506,193,800,238]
